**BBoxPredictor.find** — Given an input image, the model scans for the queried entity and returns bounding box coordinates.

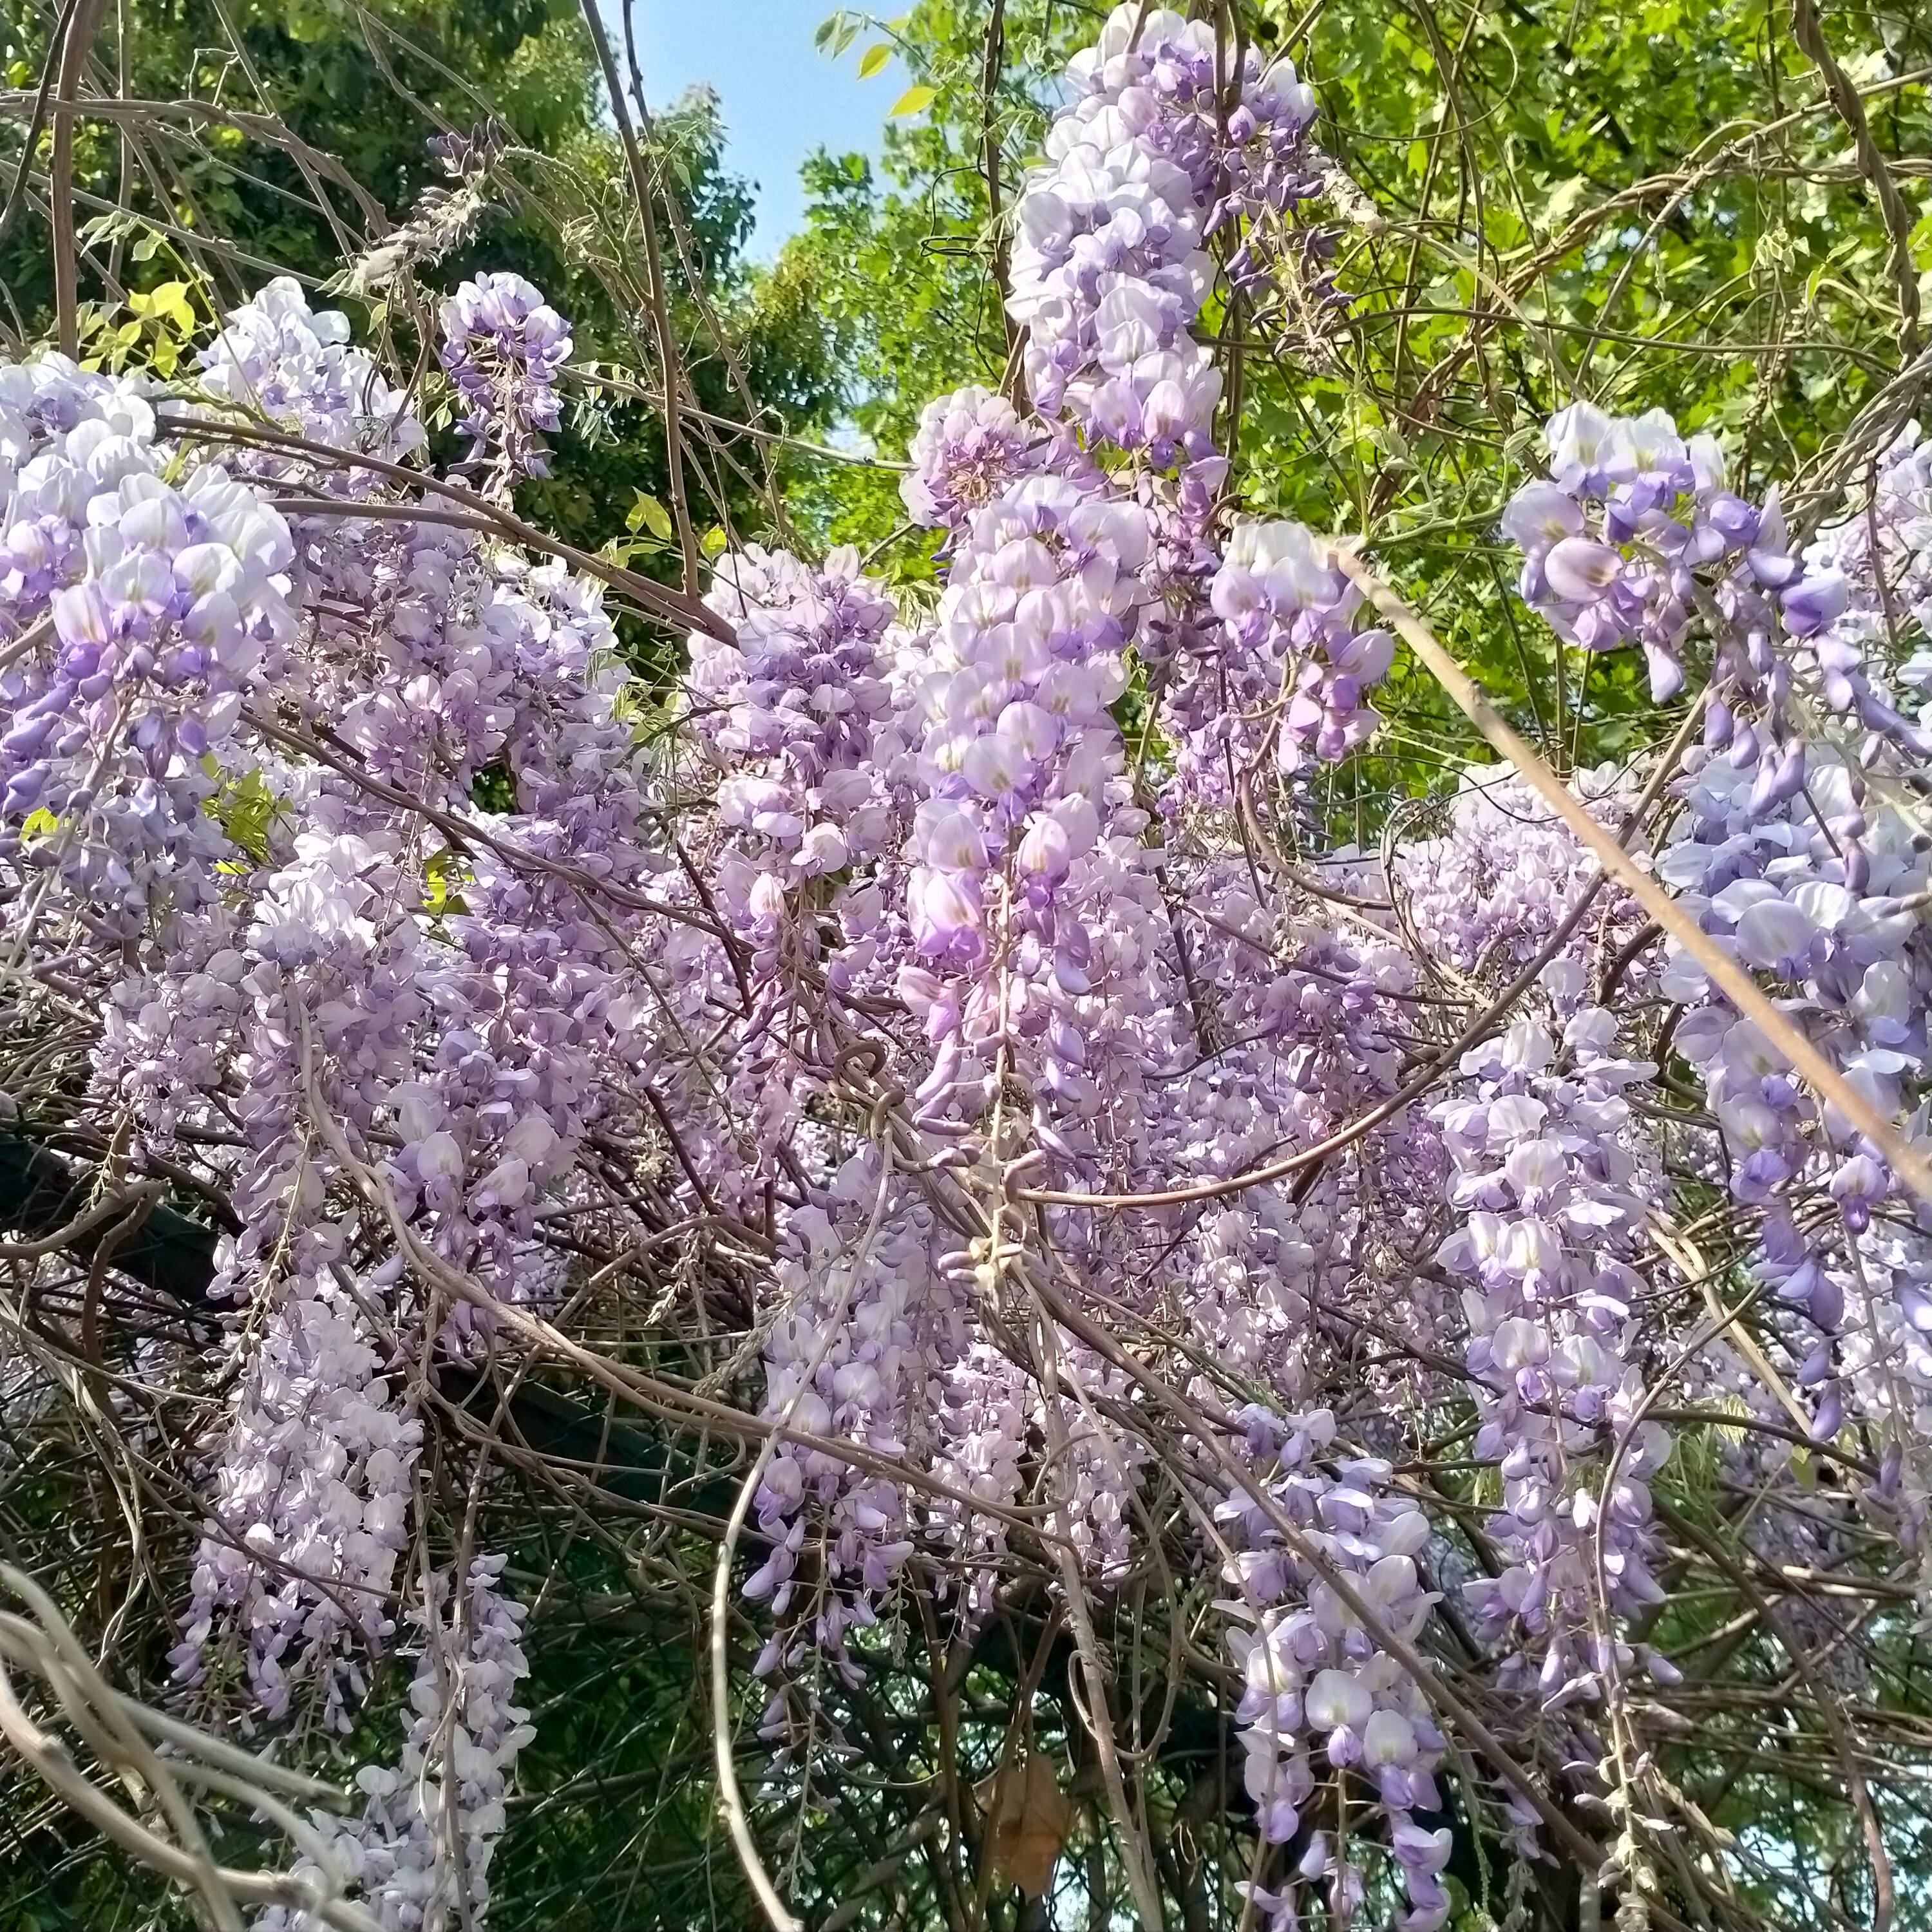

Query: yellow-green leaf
[858,42,891,79]
[627,490,674,541]
[423,846,471,919]
[205,768,285,862]
[21,808,58,841]
[1543,176,1590,230]
[889,82,936,117]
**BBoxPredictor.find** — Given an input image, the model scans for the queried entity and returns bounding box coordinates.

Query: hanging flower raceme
[162,823,430,1714]
[1495,406,1932,1464]
[1797,419,1932,755]
[1501,400,1842,702]
[687,542,903,884]
[1656,741,1932,1439]
[438,272,572,482]
[170,1260,422,1727]
[1435,1011,1674,1720]
[1218,1406,1452,1932]
[1396,761,1654,984]
[198,273,424,468]
[900,475,1147,998]
[747,1159,943,1642]
[0,367,296,914]
[258,1556,533,1932]
[1009,5,1321,469]
[1157,517,1394,804]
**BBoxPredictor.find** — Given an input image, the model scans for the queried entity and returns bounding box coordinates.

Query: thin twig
[50,0,106,357]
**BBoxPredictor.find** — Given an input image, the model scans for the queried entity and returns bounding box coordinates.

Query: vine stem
[579,0,703,594]
[1328,541,1932,1213]
[708,1144,896,1932]
[710,1455,804,1932]
[1789,0,1920,363]
[50,0,106,357]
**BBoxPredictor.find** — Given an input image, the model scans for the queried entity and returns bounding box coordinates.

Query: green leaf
[285,0,345,41]
[888,83,936,118]
[626,490,674,541]
[858,43,891,79]
[1542,176,1590,229]
[423,846,471,918]
[815,8,858,56]
[205,769,285,862]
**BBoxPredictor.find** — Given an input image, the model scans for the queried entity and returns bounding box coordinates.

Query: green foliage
[204,764,285,864]
[784,0,1932,797]
[0,0,852,603]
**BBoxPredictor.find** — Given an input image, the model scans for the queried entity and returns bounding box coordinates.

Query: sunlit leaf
[627,491,674,541]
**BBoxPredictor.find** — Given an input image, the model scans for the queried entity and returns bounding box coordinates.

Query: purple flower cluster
[1008,92,1217,459]
[169,1265,421,1726]
[438,272,572,482]
[1218,1406,1454,1931]
[901,477,1147,985]
[1398,761,1653,981]
[900,383,1046,541]
[0,282,669,1736]
[1436,1012,1672,1710]
[688,543,900,880]
[1656,743,1929,1435]
[1797,420,1932,755]
[746,1162,937,1633]
[260,1556,533,1932]
[199,274,424,464]
[1496,411,1932,1475]
[927,1340,1033,1607]
[1159,517,1394,799]
[1502,401,1842,701]
[0,279,671,1922]
[1009,4,1318,468]
[0,359,296,904]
